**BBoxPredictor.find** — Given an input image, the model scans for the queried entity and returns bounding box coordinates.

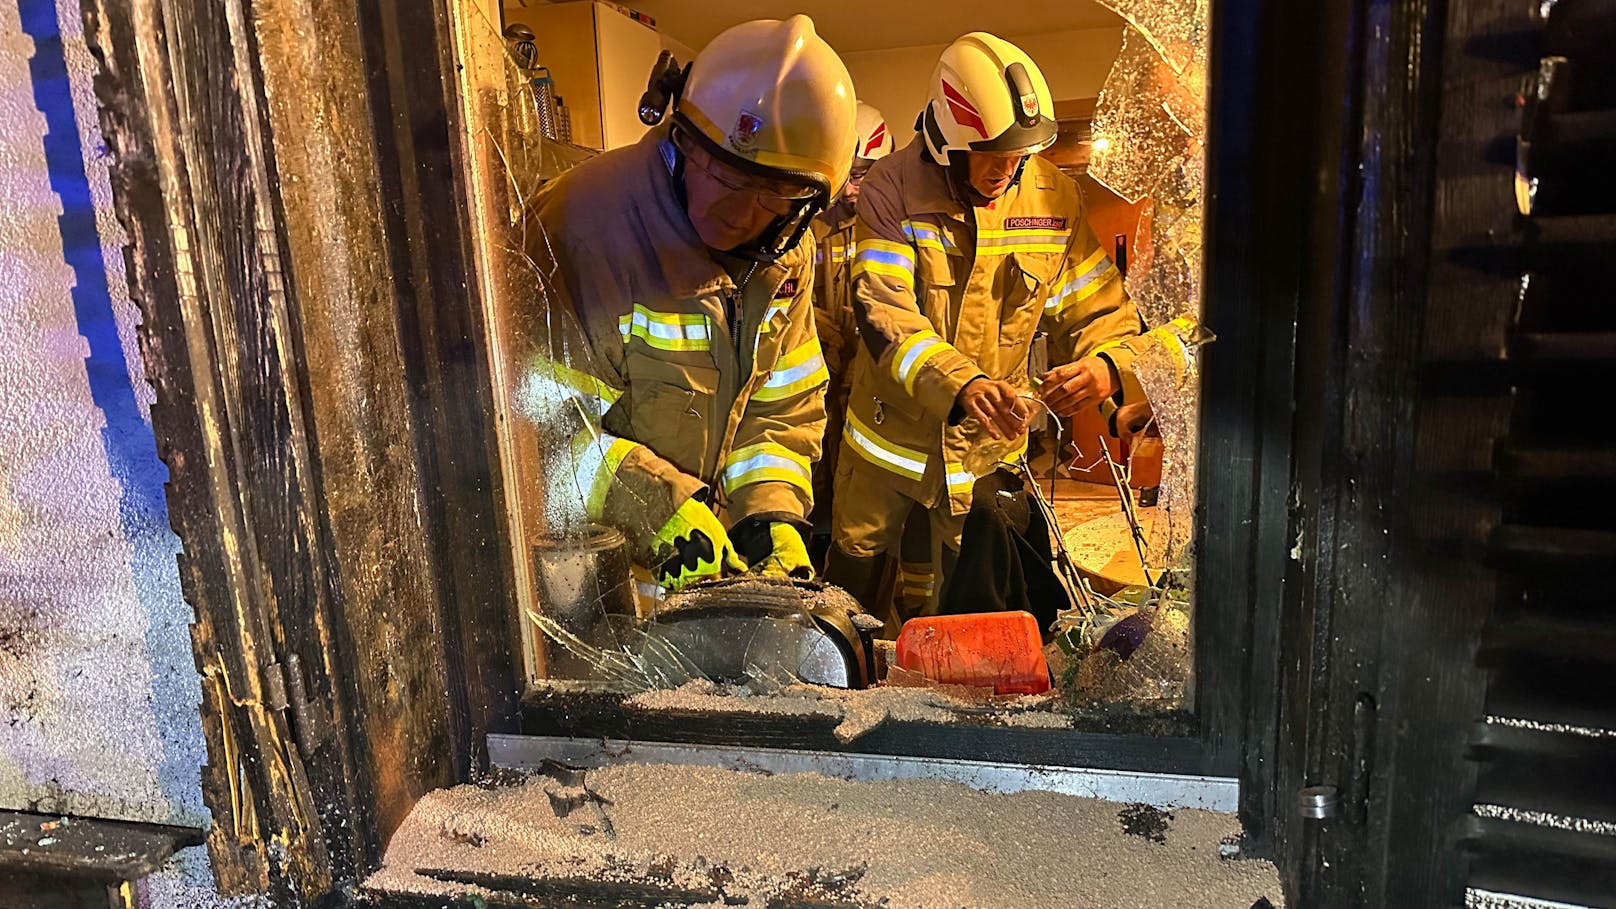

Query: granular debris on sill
[366,762,1283,908]
[623,678,1076,743]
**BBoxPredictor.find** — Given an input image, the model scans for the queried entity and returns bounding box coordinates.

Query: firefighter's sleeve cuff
[921,358,987,425]
[602,444,709,558]
[946,372,992,426]
[1096,343,1146,409]
[725,479,811,527]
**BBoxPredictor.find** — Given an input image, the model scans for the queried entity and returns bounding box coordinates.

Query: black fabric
[938,468,1069,637]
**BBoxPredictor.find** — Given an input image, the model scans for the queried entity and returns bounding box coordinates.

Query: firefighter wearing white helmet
[521,16,858,595]
[807,101,893,563]
[824,32,1149,620]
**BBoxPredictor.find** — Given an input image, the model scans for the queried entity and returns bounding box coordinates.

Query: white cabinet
[503,1,670,151]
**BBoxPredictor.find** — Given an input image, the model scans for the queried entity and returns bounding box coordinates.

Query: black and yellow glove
[651,497,746,592]
[730,514,815,580]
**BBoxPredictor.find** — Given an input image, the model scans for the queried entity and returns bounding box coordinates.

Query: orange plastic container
[894,611,1051,695]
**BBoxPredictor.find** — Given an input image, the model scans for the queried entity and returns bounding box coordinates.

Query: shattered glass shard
[1096,0,1209,79]
[1089,27,1195,205]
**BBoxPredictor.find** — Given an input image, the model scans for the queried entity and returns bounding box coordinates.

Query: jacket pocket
[998,251,1057,381]
[914,246,960,316]
[621,349,722,479]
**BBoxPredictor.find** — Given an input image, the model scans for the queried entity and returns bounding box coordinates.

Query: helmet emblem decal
[862,122,888,157]
[941,80,988,139]
[1020,90,1039,119]
[729,110,763,155]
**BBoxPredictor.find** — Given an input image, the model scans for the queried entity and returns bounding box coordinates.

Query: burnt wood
[0,810,203,883]
[81,0,519,901]
[83,0,342,898]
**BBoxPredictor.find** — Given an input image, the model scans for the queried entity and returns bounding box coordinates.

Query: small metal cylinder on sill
[1297,785,1339,820]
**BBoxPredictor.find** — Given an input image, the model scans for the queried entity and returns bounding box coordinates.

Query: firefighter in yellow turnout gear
[524,16,857,593]
[825,33,1147,617]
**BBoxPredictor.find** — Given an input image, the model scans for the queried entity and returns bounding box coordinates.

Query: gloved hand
[730,515,815,580]
[651,497,746,591]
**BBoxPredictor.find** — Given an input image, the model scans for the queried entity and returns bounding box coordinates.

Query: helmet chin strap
[727,201,824,263]
[664,122,828,264]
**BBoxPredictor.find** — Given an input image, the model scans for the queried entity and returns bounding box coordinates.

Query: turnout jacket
[843,142,1143,516]
[526,127,829,558]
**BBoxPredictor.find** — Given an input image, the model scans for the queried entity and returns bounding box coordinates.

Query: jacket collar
[898,141,966,218]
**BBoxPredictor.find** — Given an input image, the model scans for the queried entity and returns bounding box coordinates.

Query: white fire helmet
[853,101,893,162]
[918,32,1057,166]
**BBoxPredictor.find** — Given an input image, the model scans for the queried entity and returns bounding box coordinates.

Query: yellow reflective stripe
[618,305,711,351]
[844,410,927,482]
[978,244,1067,256]
[721,442,812,496]
[899,563,936,598]
[852,238,916,289]
[1054,248,1109,292]
[570,432,640,521]
[945,462,977,496]
[519,357,622,420]
[757,300,792,333]
[852,260,916,288]
[978,228,1070,256]
[902,219,952,252]
[529,358,622,403]
[976,224,1066,237]
[859,237,915,260]
[752,337,828,403]
[1046,249,1119,315]
[1069,264,1119,302]
[891,329,957,394]
[898,559,937,595]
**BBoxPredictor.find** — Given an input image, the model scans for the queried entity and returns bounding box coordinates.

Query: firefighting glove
[651,497,747,592]
[730,514,815,580]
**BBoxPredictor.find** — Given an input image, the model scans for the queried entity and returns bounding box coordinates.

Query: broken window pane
[451,0,1214,724]
[1080,5,1210,707]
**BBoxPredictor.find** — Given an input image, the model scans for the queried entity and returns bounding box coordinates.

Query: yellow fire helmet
[854,101,894,162]
[639,16,857,260]
[679,16,856,192]
[919,32,1057,166]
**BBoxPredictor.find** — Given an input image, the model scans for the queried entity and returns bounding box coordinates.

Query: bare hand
[1038,356,1120,418]
[958,378,1028,440]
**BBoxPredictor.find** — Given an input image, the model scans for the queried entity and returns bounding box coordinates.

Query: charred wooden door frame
[76,0,1512,905]
[82,0,519,901]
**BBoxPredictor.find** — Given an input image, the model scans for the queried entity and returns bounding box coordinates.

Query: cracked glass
[451,0,1213,724]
